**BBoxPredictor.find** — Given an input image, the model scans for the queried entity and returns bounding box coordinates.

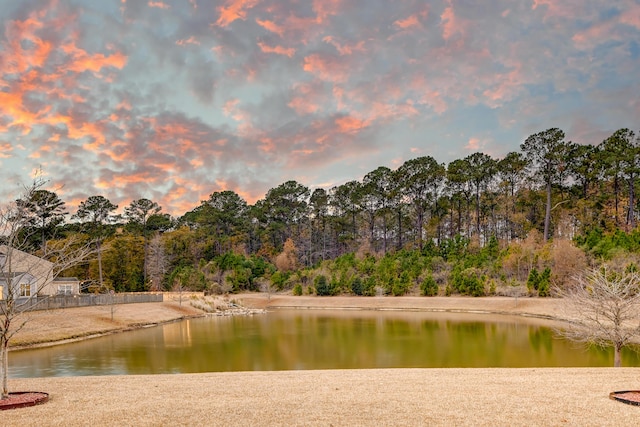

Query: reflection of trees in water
[11,312,640,378]
[529,327,553,354]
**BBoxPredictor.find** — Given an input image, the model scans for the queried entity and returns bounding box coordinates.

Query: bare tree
[1,178,94,398]
[147,234,168,292]
[555,267,640,367]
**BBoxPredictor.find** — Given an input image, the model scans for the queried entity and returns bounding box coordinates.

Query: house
[0,245,80,299]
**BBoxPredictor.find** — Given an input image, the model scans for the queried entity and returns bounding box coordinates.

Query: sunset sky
[1,0,639,215]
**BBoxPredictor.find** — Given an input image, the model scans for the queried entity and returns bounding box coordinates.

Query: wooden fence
[2,292,164,312]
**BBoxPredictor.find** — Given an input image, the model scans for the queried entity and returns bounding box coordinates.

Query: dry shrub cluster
[501,230,587,290]
[274,238,298,272]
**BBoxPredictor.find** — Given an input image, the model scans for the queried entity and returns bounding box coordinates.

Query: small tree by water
[1,178,94,399]
[555,267,640,367]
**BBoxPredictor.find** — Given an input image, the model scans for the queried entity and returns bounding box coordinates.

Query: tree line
[7,127,640,296]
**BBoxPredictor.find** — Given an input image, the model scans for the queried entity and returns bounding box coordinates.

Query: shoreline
[4,294,640,425]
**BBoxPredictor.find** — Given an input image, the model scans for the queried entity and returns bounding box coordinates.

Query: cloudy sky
[1,0,639,215]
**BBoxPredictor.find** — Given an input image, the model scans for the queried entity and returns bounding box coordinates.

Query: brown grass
[9,295,204,348]
[5,368,640,426]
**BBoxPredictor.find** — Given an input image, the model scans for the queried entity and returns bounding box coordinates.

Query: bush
[315,275,331,296]
[537,267,551,297]
[451,266,485,297]
[391,271,411,296]
[527,268,539,294]
[527,267,551,297]
[351,277,364,295]
[292,283,303,296]
[420,274,438,296]
[270,271,288,291]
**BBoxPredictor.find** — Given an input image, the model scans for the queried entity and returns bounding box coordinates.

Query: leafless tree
[0,178,94,398]
[147,234,168,292]
[554,267,640,367]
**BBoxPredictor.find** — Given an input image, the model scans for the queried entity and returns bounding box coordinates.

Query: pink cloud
[441,3,462,41]
[256,18,285,37]
[394,15,421,30]
[531,0,587,20]
[288,82,327,115]
[176,36,200,46]
[303,53,351,83]
[0,143,14,158]
[620,3,640,29]
[215,0,259,27]
[481,63,527,107]
[313,0,343,23]
[335,115,369,133]
[465,137,481,150]
[148,1,170,9]
[257,41,295,57]
[322,36,366,55]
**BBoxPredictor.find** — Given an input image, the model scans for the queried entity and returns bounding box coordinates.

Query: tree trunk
[97,240,104,287]
[614,343,622,367]
[1,338,8,399]
[475,187,481,236]
[614,176,620,227]
[397,209,403,250]
[544,180,552,242]
[416,207,424,250]
[628,176,636,229]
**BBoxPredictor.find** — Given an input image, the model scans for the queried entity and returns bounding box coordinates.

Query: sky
[1,0,639,216]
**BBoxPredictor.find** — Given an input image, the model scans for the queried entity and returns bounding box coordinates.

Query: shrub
[270,271,288,291]
[315,275,331,296]
[527,267,551,297]
[527,268,539,294]
[537,267,551,297]
[292,283,302,296]
[351,277,364,295]
[420,274,438,296]
[451,266,485,296]
[392,271,411,296]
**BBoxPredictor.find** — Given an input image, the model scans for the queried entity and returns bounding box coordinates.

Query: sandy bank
[9,297,205,349]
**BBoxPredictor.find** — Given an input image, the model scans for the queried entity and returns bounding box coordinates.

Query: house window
[58,284,73,295]
[19,283,31,297]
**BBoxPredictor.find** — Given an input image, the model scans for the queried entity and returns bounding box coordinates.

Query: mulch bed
[0,392,49,410]
[609,390,640,406]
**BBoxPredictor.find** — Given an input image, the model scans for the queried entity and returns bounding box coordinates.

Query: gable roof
[0,244,54,272]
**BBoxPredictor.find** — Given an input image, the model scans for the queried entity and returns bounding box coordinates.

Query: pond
[9,310,640,378]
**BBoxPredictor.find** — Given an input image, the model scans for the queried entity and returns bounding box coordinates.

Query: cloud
[148,1,170,9]
[322,36,366,55]
[1,0,639,214]
[303,53,352,83]
[257,41,295,57]
[256,18,285,37]
[312,0,343,23]
[215,0,259,27]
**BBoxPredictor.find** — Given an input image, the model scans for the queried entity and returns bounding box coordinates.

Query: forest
[6,127,640,298]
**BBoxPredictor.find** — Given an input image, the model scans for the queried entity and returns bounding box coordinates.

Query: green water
[9,310,640,378]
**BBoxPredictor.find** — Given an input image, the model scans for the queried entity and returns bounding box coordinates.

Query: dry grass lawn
[5,368,640,426]
[4,294,640,425]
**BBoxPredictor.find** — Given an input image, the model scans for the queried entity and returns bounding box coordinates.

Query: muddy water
[9,310,640,377]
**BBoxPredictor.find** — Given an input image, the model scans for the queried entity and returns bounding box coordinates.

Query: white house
[0,245,79,299]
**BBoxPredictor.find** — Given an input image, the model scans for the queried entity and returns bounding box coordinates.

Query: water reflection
[9,310,640,378]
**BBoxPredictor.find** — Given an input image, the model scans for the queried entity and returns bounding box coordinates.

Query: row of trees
[6,127,640,294]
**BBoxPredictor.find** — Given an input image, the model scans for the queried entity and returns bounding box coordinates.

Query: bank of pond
[9,309,640,378]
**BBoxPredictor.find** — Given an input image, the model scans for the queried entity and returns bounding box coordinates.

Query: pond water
[9,310,640,378]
